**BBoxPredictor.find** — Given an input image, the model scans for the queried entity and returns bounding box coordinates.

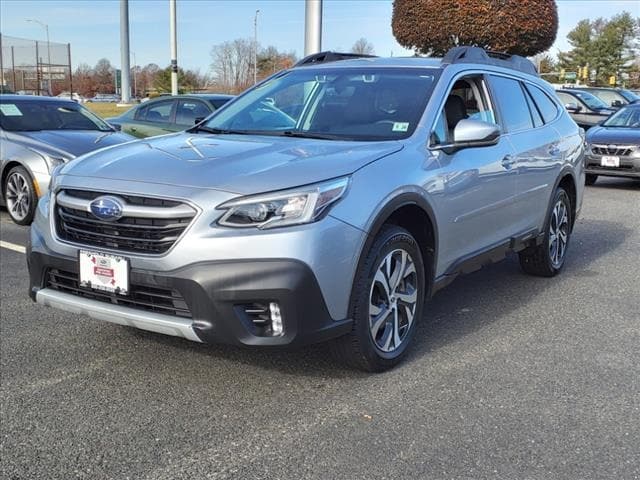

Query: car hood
[586,126,640,145]
[60,133,403,194]
[9,130,135,158]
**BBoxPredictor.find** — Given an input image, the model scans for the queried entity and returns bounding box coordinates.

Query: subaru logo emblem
[90,196,123,221]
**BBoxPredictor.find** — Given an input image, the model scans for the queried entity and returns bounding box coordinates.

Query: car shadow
[126,218,630,379]
[588,177,639,191]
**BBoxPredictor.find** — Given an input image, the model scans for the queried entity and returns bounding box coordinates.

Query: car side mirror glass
[611,100,623,108]
[565,102,581,113]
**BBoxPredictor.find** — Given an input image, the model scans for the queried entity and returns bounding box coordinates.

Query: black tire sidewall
[350,226,426,369]
[4,165,37,225]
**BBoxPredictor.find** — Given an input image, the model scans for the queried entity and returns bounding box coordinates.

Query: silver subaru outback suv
[28,47,585,371]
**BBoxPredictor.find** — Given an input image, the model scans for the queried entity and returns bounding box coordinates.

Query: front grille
[591,145,635,156]
[46,269,192,318]
[55,190,196,255]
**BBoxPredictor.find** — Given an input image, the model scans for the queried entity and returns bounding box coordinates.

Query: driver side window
[431,76,495,145]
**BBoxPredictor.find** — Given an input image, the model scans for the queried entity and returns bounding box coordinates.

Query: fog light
[269,302,284,336]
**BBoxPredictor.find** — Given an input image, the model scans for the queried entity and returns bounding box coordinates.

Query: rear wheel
[334,225,426,372]
[585,174,598,186]
[3,165,37,225]
[519,187,572,277]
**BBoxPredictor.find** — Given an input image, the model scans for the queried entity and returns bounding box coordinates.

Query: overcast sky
[1,0,638,72]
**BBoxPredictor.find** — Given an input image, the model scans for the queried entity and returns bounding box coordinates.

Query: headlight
[217,177,350,229]
[48,164,64,192]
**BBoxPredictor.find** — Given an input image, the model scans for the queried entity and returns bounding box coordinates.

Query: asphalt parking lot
[1,178,639,480]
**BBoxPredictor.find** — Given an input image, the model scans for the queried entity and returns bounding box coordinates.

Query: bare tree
[210,38,256,93]
[351,38,375,55]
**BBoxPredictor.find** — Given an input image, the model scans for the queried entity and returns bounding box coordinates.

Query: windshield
[0,100,113,132]
[618,89,640,103]
[602,106,640,127]
[573,91,608,110]
[200,67,440,141]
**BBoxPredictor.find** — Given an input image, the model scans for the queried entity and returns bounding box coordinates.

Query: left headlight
[217,177,350,229]
[48,164,64,192]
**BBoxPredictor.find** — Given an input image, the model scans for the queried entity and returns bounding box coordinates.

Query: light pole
[254,9,260,84]
[132,51,137,98]
[26,19,52,95]
[304,0,322,56]
[120,0,131,103]
[169,0,178,95]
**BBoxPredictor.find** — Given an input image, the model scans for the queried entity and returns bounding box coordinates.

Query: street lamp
[26,18,53,95]
[254,9,260,84]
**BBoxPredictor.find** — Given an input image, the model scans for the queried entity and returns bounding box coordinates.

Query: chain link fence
[0,34,72,95]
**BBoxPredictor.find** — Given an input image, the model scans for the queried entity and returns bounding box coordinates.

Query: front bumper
[585,154,640,178]
[28,250,353,347]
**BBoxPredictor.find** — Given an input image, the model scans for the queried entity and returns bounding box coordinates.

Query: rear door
[488,75,562,234]
[128,99,177,138]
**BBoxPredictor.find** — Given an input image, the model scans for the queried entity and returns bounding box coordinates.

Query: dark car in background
[0,95,134,224]
[556,89,615,129]
[584,103,640,185]
[579,87,640,109]
[106,94,234,138]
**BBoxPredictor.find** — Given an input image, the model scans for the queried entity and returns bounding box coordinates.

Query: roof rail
[441,46,538,77]
[294,51,377,67]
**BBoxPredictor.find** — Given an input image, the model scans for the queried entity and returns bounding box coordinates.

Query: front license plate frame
[601,155,620,167]
[78,250,130,295]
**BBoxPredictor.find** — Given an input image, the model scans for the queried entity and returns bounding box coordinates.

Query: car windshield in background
[200,67,440,141]
[618,90,640,103]
[0,100,113,132]
[602,106,640,128]
[573,91,609,110]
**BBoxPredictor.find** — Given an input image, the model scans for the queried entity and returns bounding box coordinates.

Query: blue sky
[1,0,639,72]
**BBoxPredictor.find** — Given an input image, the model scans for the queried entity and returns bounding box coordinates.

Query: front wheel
[333,225,426,372]
[3,165,37,225]
[519,187,572,277]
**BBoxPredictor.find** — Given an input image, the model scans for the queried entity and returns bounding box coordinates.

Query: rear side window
[139,100,174,124]
[525,84,559,123]
[523,88,544,128]
[489,75,533,132]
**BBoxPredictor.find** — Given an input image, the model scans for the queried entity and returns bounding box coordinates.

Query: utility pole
[26,19,52,95]
[304,0,322,56]
[254,9,260,84]
[169,0,178,95]
[132,51,137,98]
[120,0,131,103]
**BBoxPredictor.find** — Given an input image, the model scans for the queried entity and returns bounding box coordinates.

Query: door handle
[501,155,516,169]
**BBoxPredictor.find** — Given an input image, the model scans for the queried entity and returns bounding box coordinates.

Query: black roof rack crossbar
[442,46,538,77]
[294,51,377,67]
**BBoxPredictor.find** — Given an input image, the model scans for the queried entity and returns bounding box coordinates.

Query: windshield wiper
[191,125,251,135]
[280,130,343,140]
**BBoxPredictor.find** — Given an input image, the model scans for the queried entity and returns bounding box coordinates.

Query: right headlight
[217,177,350,230]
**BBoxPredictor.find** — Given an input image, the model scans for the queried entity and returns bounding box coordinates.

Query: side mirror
[611,100,623,108]
[431,119,501,153]
[109,123,122,131]
[565,102,582,113]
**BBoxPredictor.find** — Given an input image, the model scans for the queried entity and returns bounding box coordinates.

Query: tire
[519,187,572,277]
[333,225,426,372]
[585,174,598,186]
[3,165,37,225]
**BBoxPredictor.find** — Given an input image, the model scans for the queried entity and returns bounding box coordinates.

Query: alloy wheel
[5,171,31,222]
[369,249,418,353]
[549,198,569,268]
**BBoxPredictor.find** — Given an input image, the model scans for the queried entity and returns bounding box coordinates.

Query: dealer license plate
[79,250,129,295]
[601,155,620,167]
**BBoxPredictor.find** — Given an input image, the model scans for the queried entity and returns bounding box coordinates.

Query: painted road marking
[0,240,26,254]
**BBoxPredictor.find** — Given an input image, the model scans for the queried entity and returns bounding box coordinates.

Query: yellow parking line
[0,240,26,254]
